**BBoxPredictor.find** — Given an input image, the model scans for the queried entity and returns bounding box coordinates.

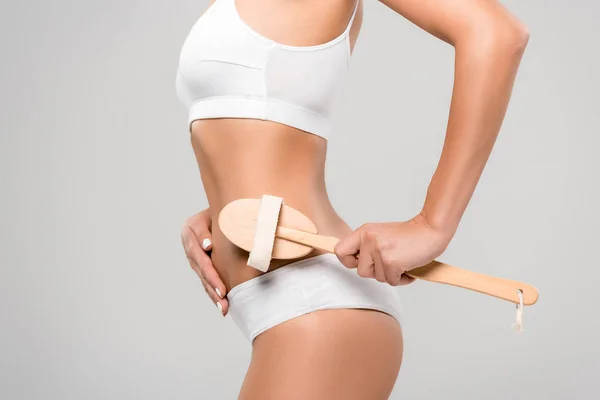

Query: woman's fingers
[335,225,381,280]
[187,213,227,296]
[393,274,416,287]
[196,255,230,314]
[371,249,387,283]
[181,217,228,316]
[356,250,376,278]
[189,211,213,249]
[334,228,361,269]
[195,268,229,315]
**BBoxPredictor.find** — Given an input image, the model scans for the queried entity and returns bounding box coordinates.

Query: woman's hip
[240,306,404,400]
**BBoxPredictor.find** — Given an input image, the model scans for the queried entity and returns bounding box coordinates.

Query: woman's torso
[183,0,363,290]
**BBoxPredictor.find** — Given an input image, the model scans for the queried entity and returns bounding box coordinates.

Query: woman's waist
[206,183,352,290]
[190,118,351,288]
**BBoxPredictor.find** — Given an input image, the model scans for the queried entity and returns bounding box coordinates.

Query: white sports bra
[176,0,360,139]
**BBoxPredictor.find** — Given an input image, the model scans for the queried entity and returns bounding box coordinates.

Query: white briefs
[227,253,404,342]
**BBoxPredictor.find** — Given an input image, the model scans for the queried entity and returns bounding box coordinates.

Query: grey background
[1,0,598,398]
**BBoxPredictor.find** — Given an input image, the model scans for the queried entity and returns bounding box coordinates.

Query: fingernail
[202,238,212,250]
[216,301,223,315]
[215,288,223,298]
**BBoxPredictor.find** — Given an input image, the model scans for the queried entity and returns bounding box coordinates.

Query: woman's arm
[381,0,530,237]
[334,0,529,285]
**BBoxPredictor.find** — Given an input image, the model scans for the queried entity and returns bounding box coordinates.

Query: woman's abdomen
[189,118,352,290]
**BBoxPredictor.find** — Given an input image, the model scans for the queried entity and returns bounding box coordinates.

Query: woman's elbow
[490,17,530,55]
[501,20,530,53]
[462,17,530,56]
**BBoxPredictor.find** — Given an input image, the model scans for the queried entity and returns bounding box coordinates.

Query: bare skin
[239,309,403,400]
[181,0,529,398]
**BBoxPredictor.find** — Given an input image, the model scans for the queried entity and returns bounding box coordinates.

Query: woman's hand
[334,213,451,286]
[181,209,228,316]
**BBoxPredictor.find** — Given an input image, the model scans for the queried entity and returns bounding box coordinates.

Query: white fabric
[247,194,283,272]
[228,253,404,342]
[176,0,360,139]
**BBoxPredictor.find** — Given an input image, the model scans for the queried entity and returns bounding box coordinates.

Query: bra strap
[344,0,360,34]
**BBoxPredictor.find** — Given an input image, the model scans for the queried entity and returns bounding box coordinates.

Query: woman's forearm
[420,23,530,239]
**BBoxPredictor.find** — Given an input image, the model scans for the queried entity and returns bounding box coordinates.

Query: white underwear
[227,253,404,343]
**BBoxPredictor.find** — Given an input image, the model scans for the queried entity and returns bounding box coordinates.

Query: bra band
[176,0,361,139]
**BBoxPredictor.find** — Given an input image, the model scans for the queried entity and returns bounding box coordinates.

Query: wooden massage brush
[218,195,539,331]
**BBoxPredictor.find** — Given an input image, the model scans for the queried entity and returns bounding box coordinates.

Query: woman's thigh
[238,308,404,400]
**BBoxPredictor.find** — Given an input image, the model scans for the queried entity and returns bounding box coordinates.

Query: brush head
[218,197,317,260]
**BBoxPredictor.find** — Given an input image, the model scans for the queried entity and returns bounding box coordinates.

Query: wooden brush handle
[406,262,538,305]
[275,226,538,306]
[277,226,339,253]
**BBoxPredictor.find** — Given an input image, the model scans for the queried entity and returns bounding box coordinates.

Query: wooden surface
[406,261,538,305]
[218,198,315,259]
